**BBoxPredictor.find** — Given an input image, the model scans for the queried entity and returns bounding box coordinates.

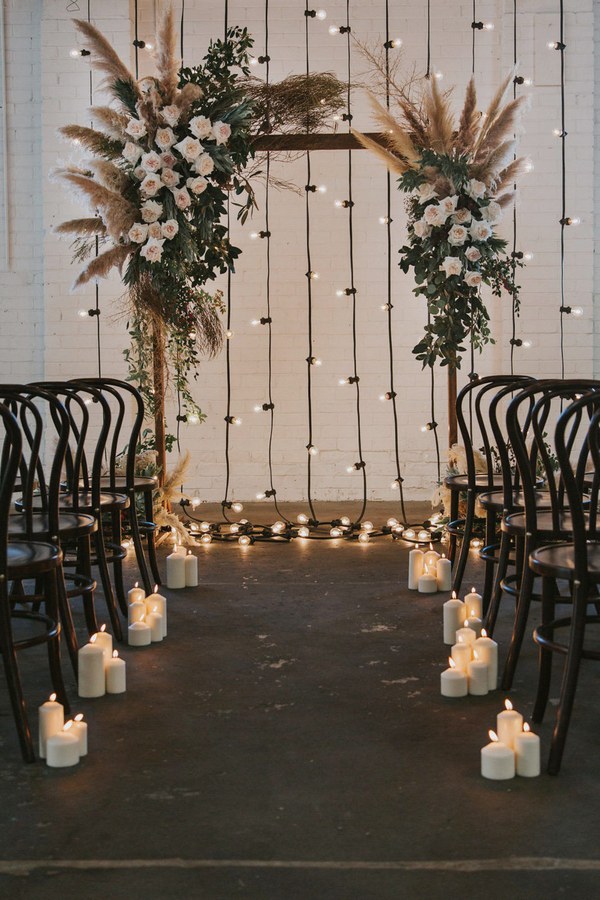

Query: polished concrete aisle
[1,503,599,899]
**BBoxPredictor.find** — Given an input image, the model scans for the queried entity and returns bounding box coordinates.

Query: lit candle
[436,554,452,591]
[481,730,515,780]
[128,599,146,627]
[467,651,489,696]
[38,693,64,758]
[145,588,167,637]
[185,550,198,587]
[464,586,483,620]
[128,582,145,605]
[408,545,424,590]
[46,721,80,768]
[92,624,112,661]
[423,543,441,572]
[105,650,127,694]
[166,544,186,589]
[128,620,152,647]
[78,637,106,698]
[515,723,541,777]
[443,592,465,644]
[417,571,438,593]
[71,713,88,756]
[497,699,523,750]
[455,621,477,647]
[473,629,498,690]
[440,657,468,697]
[465,616,483,638]
[146,611,164,642]
[451,639,472,673]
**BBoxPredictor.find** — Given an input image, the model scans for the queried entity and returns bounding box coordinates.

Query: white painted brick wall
[0,0,596,507]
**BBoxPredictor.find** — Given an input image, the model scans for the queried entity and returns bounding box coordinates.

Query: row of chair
[445,375,600,773]
[0,378,160,761]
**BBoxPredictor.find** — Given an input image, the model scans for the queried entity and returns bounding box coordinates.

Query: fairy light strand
[427,0,441,478]
[558,0,567,379]
[88,0,101,377]
[304,0,318,524]
[510,0,518,374]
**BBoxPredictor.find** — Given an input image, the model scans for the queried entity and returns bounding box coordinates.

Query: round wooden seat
[8,512,97,540]
[100,474,157,493]
[7,540,62,577]
[58,490,130,511]
[443,473,494,491]
[503,509,581,539]
[530,540,600,582]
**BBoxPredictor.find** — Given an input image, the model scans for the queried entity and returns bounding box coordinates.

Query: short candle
[128,582,145,605]
[443,592,465,644]
[515,723,541,777]
[440,657,468,697]
[497,699,523,750]
[481,730,515,780]
[436,554,452,592]
[474,629,498,691]
[72,713,88,756]
[38,693,64,758]
[46,722,80,769]
[464,586,483,620]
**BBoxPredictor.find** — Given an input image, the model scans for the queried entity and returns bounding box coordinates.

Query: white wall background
[0,0,595,508]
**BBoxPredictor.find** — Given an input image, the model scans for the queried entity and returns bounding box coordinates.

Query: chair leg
[547,580,588,775]
[129,492,153,594]
[93,526,123,642]
[144,492,162,587]
[447,491,459,565]
[55,564,79,679]
[451,488,476,595]
[44,570,71,716]
[501,533,537,690]
[532,575,558,723]
[481,509,497,612]
[78,534,99,636]
[110,510,127,616]
[0,593,35,762]
[484,529,512,635]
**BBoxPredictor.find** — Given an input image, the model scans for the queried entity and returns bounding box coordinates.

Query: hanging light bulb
[378,216,390,225]
[317,184,327,194]
[524,251,534,261]
[232,502,243,513]
[483,22,494,30]
[200,533,212,545]
[391,479,400,490]
[522,339,533,349]
[188,414,200,425]
[328,24,339,34]
[315,9,327,20]
[250,232,259,240]
[571,306,584,317]
[298,525,310,538]
[381,303,391,311]
[434,71,444,80]
[249,56,259,66]
[256,492,266,500]
[307,445,319,456]
[393,524,405,535]
[391,37,402,47]
[225,329,234,339]
[358,531,370,544]
[191,496,201,509]
[77,308,89,318]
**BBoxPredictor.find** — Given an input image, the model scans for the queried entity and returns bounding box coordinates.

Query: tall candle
[105,650,127,694]
[464,587,483,620]
[145,590,167,638]
[451,640,472,673]
[481,730,515,780]
[71,714,88,756]
[436,554,452,591]
[185,550,198,587]
[78,638,106,698]
[408,546,424,590]
[465,616,483,638]
[423,544,441,572]
[440,658,468,697]
[128,620,152,646]
[166,545,186,589]
[46,722,80,768]
[474,630,498,690]
[128,582,145,605]
[38,693,64,758]
[497,699,523,750]
[455,622,477,647]
[146,611,163,643]
[92,624,112,661]
[515,724,541,777]
[443,592,465,644]
[467,651,489,696]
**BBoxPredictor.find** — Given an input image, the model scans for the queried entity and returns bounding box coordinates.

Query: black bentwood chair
[0,402,69,762]
[529,392,600,773]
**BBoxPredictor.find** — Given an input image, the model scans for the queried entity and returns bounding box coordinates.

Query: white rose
[413,219,432,239]
[160,168,181,188]
[174,136,202,161]
[122,141,142,165]
[187,175,208,195]
[189,115,213,139]
[140,174,162,197]
[212,120,231,145]
[439,195,459,217]
[155,127,176,151]
[470,219,493,241]
[448,224,469,246]
[417,183,437,202]
[161,151,177,169]
[482,200,502,225]
[465,246,482,262]
[133,166,146,181]
[173,187,192,210]
[141,200,163,223]
[147,222,162,239]
[467,178,486,200]
[465,271,483,288]
[125,117,147,139]
[440,256,463,278]
[453,207,472,225]
[193,153,215,176]
[161,105,180,127]
[423,203,446,227]
[161,219,179,240]
[141,151,162,173]
[140,238,165,263]
[128,222,148,243]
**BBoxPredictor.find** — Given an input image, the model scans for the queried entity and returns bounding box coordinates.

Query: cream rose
[448,224,469,246]
[122,141,142,165]
[161,151,177,169]
[155,127,176,151]
[140,174,162,197]
[161,105,180,127]
[187,176,208,195]
[141,151,162,173]
[161,219,179,240]
[470,220,493,241]
[173,187,192,210]
[212,120,231,145]
[465,246,482,262]
[189,115,213,139]
[465,271,483,288]
[417,183,437,202]
[440,256,463,278]
[482,200,502,225]
[133,166,146,181]
[439,195,459,217]
[453,207,472,225]
[140,238,165,263]
[147,222,162,240]
[467,178,486,200]
[128,222,148,243]
[141,200,163,223]
[125,117,147,139]
[160,168,181,188]
[413,219,432,239]
[193,153,215,176]
[174,136,202,161]
[423,203,446,227]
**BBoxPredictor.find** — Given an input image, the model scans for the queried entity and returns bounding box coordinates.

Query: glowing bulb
[333,114,341,122]
[336,289,345,297]
[225,329,234,339]
[70,48,81,58]
[572,306,584,317]
[297,514,309,524]
[339,377,349,386]
[483,22,494,30]
[310,271,319,280]
[330,526,342,537]
[249,56,259,66]
[404,529,415,540]
[313,357,322,366]
[191,497,201,508]
[298,525,310,538]
[190,523,199,532]
[199,521,210,533]
[524,161,534,175]
[523,77,534,86]
[547,40,559,49]
[200,533,212,545]
[316,9,327,20]
[340,516,350,527]
[362,521,374,532]
[346,465,355,474]
[387,517,399,528]
[379,216,390,225]
[232,502,243,513]
[272,521,285,534]
[239,534,251,546]
[522,339,533,349]
[317,184,327,194]
[328,24,339,34]
[188,414,199,425]
[254,405,262,413]
[553,128,563,137]
[239,519,249,525]
[250,232,259,239]
[232,416,242,426]
[569,217,581,225]
[418,530,431,541]
[391,37,403,47]
[420,424,429,432]
[308,445,319,456]
[230,523,240,534]
[434,71,443,80]
[390,479,400,490]
[256,492,266,500]
[470,538,482,549]
[393,524,404,535]
[524,251,534,261]
[334,199,343,208]
[77,309,88,318]
[358,531,370,543]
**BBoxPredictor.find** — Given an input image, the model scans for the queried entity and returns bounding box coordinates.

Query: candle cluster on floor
[128,583,168,645]
[408,543,452,593]
[481,700,541,780]
[38,695,88,769]
[166,545,199,588]
[440,587,497,697]
[78,626,127,697]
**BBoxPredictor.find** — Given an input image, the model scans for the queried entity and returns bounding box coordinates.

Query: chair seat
[530,540,600,582]
[58,491,129,512]
[443,473,497,492]
[8,512,97,540]
[479,489,552,513]
[504,509,583,538]
[7,540,62,577]
[100,474,157,492]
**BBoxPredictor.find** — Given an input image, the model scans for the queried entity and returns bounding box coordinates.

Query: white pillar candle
[128,582,145,605]
[72,714,88,756]
[166,546,186,589]
[474,630,498,691]
[451,640,472,673]
[105,650,127,694]
[497,699,524,750]
[468,652,489,696]
[465,616,483,638]
[145,590,167,637]
[481,730,515,780]
[423,544,441,572]
[185,550,198,587]
[146,611,163,643]
[515,724,541,777]
[455,623,477,647]
[441,658,468,697]
[92,625,112,661]
[38,693,64,759]
[417,572,437,593]
[436,554,452,592]
[128,620,152,646]
[443,592,465,644]
[128,600,146,627]
[46,723,80,768]
[408,546,424,590]
[78,638,106,698]
[464,587,483,620]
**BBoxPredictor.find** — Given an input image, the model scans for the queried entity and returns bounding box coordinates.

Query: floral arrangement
[354,71,529,370]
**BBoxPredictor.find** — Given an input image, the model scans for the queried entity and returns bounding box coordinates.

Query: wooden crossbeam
[251,132,386,151]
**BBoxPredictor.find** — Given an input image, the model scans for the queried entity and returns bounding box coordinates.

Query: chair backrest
[0,402,22,584]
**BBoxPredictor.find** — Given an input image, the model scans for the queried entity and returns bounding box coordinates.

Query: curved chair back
[0,403,22,583]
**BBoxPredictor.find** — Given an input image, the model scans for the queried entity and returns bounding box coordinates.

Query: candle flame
[481,628,487,638]
[153,584,159,593]
[451,591,457,600]
[49,693,57,702]
[489,730,499,742]
[429,542,434,550]
[505,698,513,711]
[464,619,469,627]
[448,657,456,668]
[100,624,106,633]
[112,650,119,659]
[188,550,192,556]
[442,553,446,559]
[90,635,97,644]
[523,722,531,733]
[74,713,84,723]
[471,587,476,593]
[64,720,73,731]
[135,581,139,588]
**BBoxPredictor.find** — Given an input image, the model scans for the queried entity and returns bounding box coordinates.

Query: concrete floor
[1,501,600,899]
